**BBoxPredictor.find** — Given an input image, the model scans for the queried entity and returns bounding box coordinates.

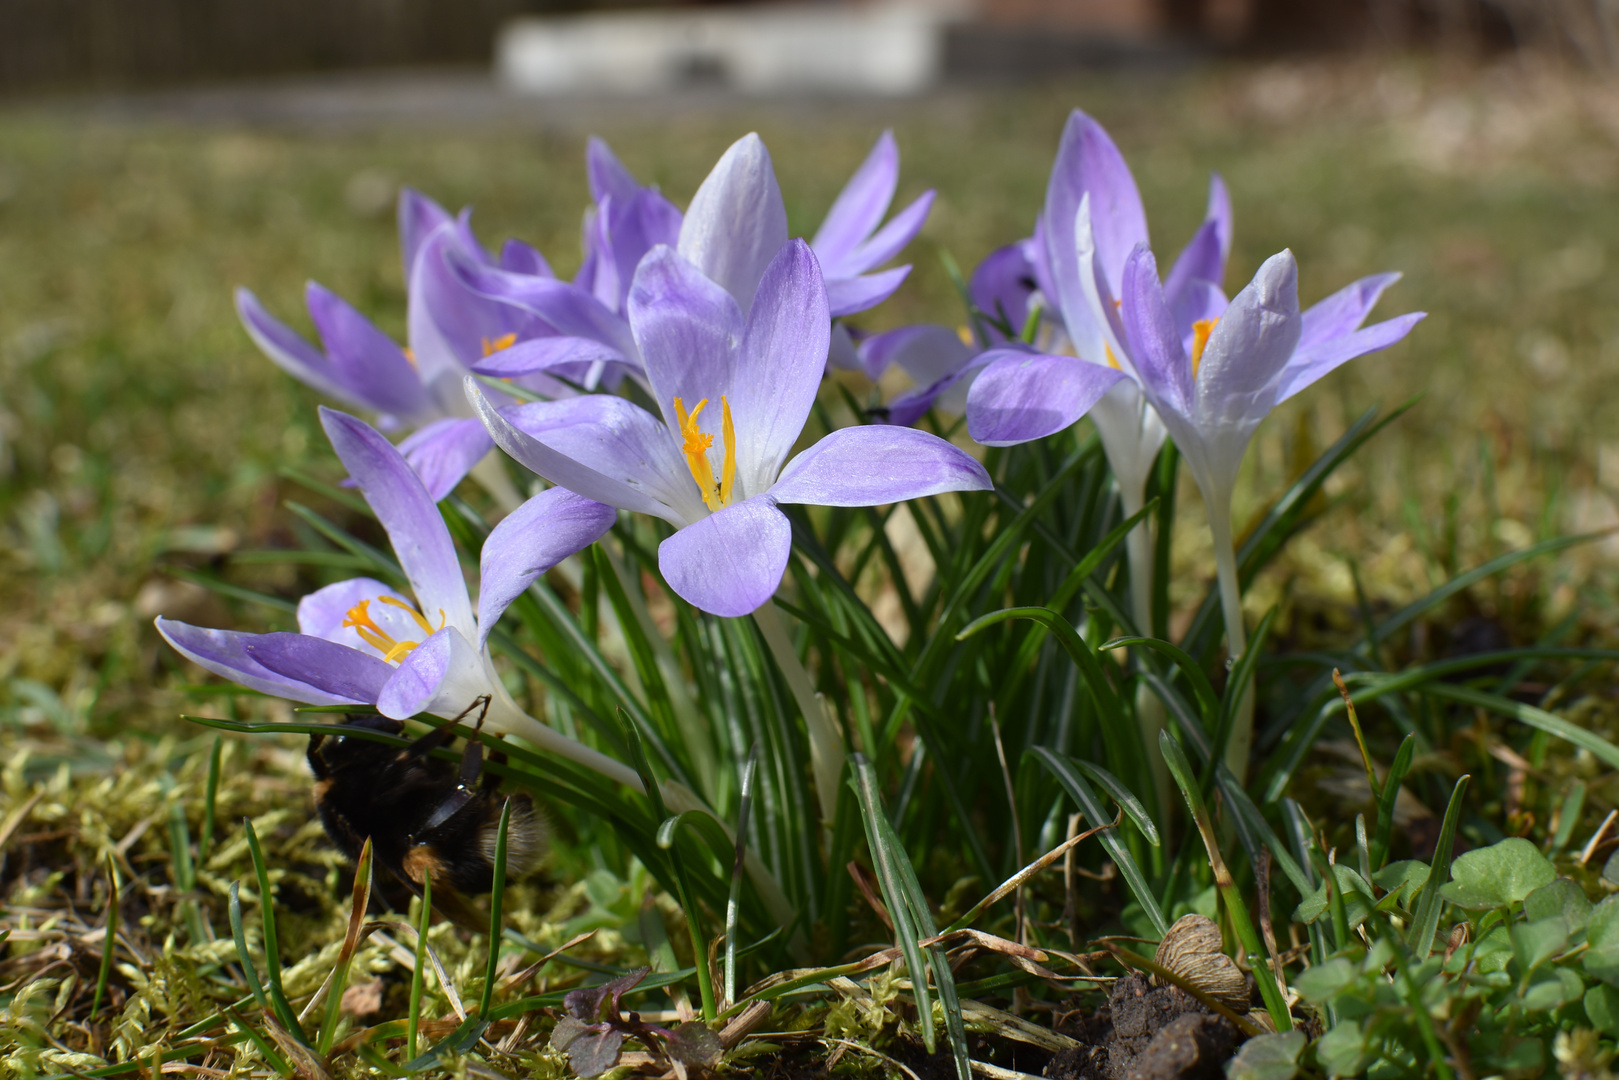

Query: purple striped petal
[477,488,617,647]
[306,282,430,418]
[469,382,690,523]
[243,632,396,703]
[969,242,1040,343]
[1172,279,1229,355]
[1046,109,1149,306]
[587,136,641,205]
[1119,246,1193,419]
[678,133,787,311]
[397,417,495,502]
[236,288,365,409]
[1207,173,1233,268]
[376,626,489,721]
[658,495,791,617]
[1193,250,1301,427]
[826,264,912,318]
[770,426,990,506]
[1163,219,1223,317]
[450,252,637,359]
[1298,272,1403,353]
[470,337,625,377]
[965,347,1126,447]
[731,241,830,498]
[859,324,975,384]
[812,130,899,269]
[297,577,413,647]
[882,352,996,425]
[320,408,476,638]
[628,245,744,438]
[155,617,368,706]
[845,191,934,276]
[1276,312,1425,404]
[500,239,554,277]
[399,188,454,285]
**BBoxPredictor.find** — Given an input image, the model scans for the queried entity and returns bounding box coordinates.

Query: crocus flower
[155,407,634,787]
[1118,244,1424,775]
[461,131,933,386]
[238,190,564,502]
[468,240,991,618]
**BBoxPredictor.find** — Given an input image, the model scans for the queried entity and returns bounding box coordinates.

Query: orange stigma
[1191,319,1218,380]
[674,395,737,512]
[341,596,446,664]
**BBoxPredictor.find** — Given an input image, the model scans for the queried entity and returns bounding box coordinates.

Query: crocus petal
[397,417,495,502]
[1171,278,1229,353]
[1046,109,1149,307]
[320,407,477,638]
[812,129,899,269]
[969,242,1040,343]
[879,351,997,426]
[243,632,397,704]
[827,322,863,372]
[587,136,641,206]
[1297,272,1403,353]
[470,337,625,377]
[305,282,431,418]
[155,617,366,706]
[1193,250,1301,428]
[410,227,548,396]
[376,626,489,721]
[845,191,935,276]
[658,495,791,617]
[678,133,788,311]
[236,288,365,409]
[1119,245,1193,419]
[859,324,975,384]
[449,252,638,360]
[1163,219,1224,316]
[1275,312,1425,404]
[771,426,991,506]
[296,576,414,646]
[730,240,831,498]
[476,488,617,648]
[469,381,689,524]
[400,188,454,285]
[826,264,912,318]
[1207,173,1233,267]
[500,239,554,277]
[965,347,1127,447]
[628,244,745,437]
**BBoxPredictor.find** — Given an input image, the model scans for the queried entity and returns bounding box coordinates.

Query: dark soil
[1044,974,1244,1080]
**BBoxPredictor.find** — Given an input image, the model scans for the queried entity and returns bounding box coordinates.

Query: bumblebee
[307,697,541,905]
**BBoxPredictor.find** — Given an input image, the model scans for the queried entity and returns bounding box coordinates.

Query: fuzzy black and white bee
[307,697,542,905]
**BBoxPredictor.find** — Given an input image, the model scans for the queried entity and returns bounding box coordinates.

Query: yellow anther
[342,595,442,664]
[378,595,441,636]
[1191,318,1218,380]
[1104,342,1122,371]
[402,347,418,371]
[382,640,421,664]
[482,333,517,357]
[675,395,737,513]
[957,325,974,346]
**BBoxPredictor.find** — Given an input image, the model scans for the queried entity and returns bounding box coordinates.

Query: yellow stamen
[719,395,736,508]
[1191,318,1218,380]
[377,595,441,636]
[1104,342,1121,371]
[957,325,974,346]
[402,347,418,371]
[382,640,420,663]
[341,596,443,664]
[482,333,517,357]
[675,395,738,513]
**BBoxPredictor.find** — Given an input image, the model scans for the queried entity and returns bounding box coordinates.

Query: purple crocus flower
[155,407,634,787]
[1118,244,1423,775]
[461,131,933,386]
[468,240,991,618]
[238,190,563,502]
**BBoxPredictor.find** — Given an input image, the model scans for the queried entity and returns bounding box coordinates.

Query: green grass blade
[1064,759,1159,846]
[243,818,306,1043]
[1421,682,1619,769]
[1370,734,1416,870]
[1408,774,1470,957]
[1030,746,1168,935]
[228,881,272,1020]
[408,870,432,1061]
[726,743,760,1009]
[91,857,118,1020]
[478,799,512,1020]
[200,736,222,860]
[317,836,373,1054]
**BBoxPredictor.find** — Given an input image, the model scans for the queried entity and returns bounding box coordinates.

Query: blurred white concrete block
[497,2,968,97]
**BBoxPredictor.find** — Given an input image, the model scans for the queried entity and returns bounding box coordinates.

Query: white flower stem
[1207,501,1254,782]
[754,601,844,826]
[1119,480,1171,826]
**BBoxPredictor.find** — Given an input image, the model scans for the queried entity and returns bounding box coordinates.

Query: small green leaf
[1293,958,1358,1004]
[1371,860,1429,910]
[1522,968,1583,1013]
[1583,896,1619,985]
[1472,925,1515,974]
[1509,916,1570,972]
[1227,1031,1306,1080]
[1524,878,1591,934]
[1314,1020,1368,1079]
[1437,837,1555,910]
[1293,865,1375,929]
[1603,849,1619,887]
[1584,984,1619,1035]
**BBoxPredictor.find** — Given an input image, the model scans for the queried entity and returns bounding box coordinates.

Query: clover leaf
[1437,837,1554,910]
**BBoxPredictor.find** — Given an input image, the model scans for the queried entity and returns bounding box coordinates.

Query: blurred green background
[2,55,1617,743]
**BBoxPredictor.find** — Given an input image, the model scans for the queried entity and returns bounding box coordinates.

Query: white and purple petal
[770,426,990,506]
[677,133,788,311]
[243,633,397,704]
[657,495,792,617]
[1297,272,1403,353]
[476,487,617,647]
[812,129,899,272]
[155,617,370,706]
[965,347,1126,447]
[306,282,430,418]
[1119,246,1193,419]
[825,264,912,319]
[236,288,369,410]
[1275,311,1425,404]
[376,626,488,721]
[1192,250,1301,429]
[296,576,414,648]
[627,245,745,439]
[397,417,496,502]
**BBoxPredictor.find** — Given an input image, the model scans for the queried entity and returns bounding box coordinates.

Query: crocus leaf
[1437,837,1554,910]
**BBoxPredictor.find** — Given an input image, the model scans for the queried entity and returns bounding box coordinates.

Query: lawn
[2,52,1618,1078]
